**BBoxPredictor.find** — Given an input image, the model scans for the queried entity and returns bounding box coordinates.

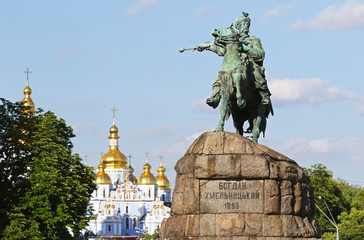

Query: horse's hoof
[214,127,224,132]
[237,99,246,109]
[206,97,219,109]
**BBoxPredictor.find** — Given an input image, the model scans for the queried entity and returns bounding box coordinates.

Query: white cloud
[269,77,357,106]
[355,99,364,115]
[131,125,182,137]
[261,5,292,25]
[123,0,159,16]
[153,131,204,160]
[290,0,364,30]
[189,95,215,112]
[192,5,220,18]
[73,123,100,135]
[55,46,81,63]
[274,137,363,163]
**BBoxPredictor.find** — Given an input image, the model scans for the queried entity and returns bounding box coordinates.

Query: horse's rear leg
[252,116,261,142]
[252,107,267,143]
[234,73,246,109]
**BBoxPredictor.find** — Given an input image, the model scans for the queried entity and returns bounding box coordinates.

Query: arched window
[108,224,112,232]
[126,217,130,229]
[148,188,151,198]
[161,194,165,201]
[133,218,137,229]
[126,206,129,213]
[103,189,105,198]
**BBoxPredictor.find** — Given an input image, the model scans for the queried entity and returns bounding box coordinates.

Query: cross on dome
[24,67,32,85]
[110,105,118,124]
[160,156,164,166]
[145,151,149,163]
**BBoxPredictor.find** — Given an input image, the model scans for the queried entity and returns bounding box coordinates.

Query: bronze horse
[190,27,273,142]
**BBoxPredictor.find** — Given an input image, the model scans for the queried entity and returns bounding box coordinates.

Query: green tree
[305,164,349,235]
[0,99,96,239]
[337,178,362,208]
[142,227,159,240]
[351,188,364,211]
[0,98,34,235]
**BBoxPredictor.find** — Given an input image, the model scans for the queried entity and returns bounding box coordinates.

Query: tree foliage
[0,98,96,239]
[142,228,159,240]
[306,164,349,233]
[306,164,364,240]
[0,98,34,234]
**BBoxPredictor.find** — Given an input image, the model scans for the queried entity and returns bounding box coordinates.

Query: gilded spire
[101,106,127,169]
[22,67,35,114]
[109,106,119,142]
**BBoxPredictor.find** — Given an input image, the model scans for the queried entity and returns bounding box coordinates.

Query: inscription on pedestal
[200,180,263,213]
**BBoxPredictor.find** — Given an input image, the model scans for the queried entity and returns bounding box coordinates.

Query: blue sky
[1,0,364,187]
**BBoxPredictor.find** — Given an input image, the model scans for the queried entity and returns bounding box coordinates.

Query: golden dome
[95,163,112,185]
[22,77,35,115]
[102,108,128,169]
[138,154,157,185]
[156,157,170,190]
[102,148,127,169]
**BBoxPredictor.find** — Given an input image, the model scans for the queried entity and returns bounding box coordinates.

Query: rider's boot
[237,97,246,109]
[206,89,221,109]
[259,90,271,105]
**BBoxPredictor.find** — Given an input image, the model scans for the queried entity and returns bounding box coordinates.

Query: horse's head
[211,25,238,45]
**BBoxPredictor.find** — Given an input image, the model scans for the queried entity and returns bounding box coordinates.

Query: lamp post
[315,196,339,240]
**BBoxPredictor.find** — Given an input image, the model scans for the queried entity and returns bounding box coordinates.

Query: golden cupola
[95,162,112,185]
[156,156,170,190]
[138,153,157,185]
[102,107,127,169]
[22,68,35,115]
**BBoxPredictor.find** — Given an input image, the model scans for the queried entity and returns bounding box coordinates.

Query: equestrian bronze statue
[180,12,273,143]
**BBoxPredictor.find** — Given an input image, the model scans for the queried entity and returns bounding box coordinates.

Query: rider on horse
[205,12,271,109]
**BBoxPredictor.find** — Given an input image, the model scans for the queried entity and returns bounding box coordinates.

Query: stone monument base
[159,132,321,240]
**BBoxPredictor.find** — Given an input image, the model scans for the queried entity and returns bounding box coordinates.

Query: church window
[133,218,137,229]
[126,217,130,229]
[126,206,129,213]
[103,189,105,198]
[161,194,165,201]
[108,224,112,232]
[148,188,151,198]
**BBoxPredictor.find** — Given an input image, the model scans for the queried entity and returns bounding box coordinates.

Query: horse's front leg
[215,91,229,132]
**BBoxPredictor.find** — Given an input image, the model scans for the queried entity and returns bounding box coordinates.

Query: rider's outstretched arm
[196,42,225,56]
